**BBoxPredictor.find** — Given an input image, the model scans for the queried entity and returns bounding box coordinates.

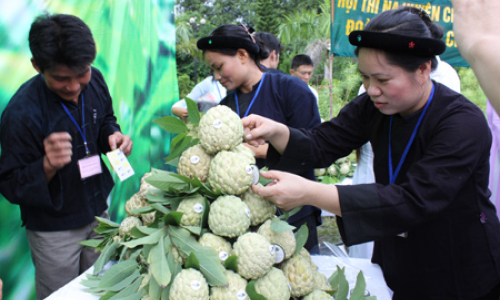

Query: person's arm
[43,132,73,182]
[243,143,268,159]
[252,170,342,216]
[451,0,500,113]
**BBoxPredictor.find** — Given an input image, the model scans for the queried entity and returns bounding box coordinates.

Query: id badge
[78,155,103,179]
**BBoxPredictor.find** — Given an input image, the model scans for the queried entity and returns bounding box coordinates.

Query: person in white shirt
[172,75,226,118]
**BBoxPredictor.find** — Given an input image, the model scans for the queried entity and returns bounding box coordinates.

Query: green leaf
[98,260,139,289]
[148,235,171,287]
[146,192,172,205]
[258,174,274,186]
[148,275,162,300]
[153,116,189,134]
[185,97,201,125]
[184,251,201,269]
[163,211,183,226]
[96,217,121,228]
[107,276,142,300]
[246,281,267,300]
[168,226,227,286]
[151,203,172,215]
[122,227,164,248]
[349,271,367,300]
[181,225,202,236]
[270,218,296,232]
[200,196,210,229]
[328,266,349,300]
[293,224,309,256]
[93,239,120,275]
[129,206,154,215]
[279,206,303,220]
[106,269,141,292]
[224,255,238,272]
[79,238,103,248]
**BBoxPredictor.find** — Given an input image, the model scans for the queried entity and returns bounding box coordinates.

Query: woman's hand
[242,114,290,154]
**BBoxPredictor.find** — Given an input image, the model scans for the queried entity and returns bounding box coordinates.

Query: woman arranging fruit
[242,7,500,300]
[196,24,323,253]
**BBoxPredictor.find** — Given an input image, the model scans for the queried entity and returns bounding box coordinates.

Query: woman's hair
[355,7,442,72]
[201,24,270,71]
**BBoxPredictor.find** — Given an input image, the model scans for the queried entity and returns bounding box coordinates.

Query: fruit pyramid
[81,102,371,300]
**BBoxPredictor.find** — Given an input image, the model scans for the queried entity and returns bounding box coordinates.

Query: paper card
[78,155,103,179]
[106,149,135,181]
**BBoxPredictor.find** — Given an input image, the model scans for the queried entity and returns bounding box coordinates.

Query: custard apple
[177,144,212,182]
[169,268,209,300]
[177,194,206,226]
[171,247,186,266]
[312,271,332,290]
[198,233,232,264]
[282,254,315,297]
[232,232,276,280]
[229,144,256,165]
[209,270,249,300]
[303,289,334,300]
[118,216,142,237]
[125,193,149,217]
[254,267,291,300]
[241,185,276,226]
[208,195,250,238]
[208,150,256,195]
[257,218,296,261]
[198,105,243,154]
[141,211,156,226]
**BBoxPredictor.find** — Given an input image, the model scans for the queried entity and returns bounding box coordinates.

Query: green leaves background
[0,1,177,299]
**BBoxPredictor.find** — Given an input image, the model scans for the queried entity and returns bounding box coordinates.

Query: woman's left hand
[252,170,312,211]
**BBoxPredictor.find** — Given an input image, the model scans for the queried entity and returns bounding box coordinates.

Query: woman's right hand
[242,114,290,154]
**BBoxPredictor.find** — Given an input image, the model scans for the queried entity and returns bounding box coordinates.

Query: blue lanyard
[60,94,90,156]
[234,73,266,117]
[388,83,435,184]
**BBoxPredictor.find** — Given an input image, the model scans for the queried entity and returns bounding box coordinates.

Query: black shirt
[0,67,120,231]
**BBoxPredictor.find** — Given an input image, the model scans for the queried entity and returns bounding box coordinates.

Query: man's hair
[291,54,313,70]
[252,32,283,55]
[29,14,96,72]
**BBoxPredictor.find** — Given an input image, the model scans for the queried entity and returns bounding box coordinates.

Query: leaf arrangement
[79,98,376,300]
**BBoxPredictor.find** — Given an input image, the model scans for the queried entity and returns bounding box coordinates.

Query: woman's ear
[418,60,432,81]
[237,48,249,64]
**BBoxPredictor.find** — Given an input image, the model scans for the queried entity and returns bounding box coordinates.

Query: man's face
[291,65,313,84]
[32,60,91,103]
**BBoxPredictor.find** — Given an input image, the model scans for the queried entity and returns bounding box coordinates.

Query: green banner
[0,1,177,299]
[331,0,468,67]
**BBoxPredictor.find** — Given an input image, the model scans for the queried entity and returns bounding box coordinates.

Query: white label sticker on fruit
[271,244,285,264]
[193,203,204,213]
[219,251,229,261]
[190,155,200,164]
[191,280,201,290]
[245,208,251,218]
[236,290,247,299]
[213,120,223,129]
[250,165,260,185]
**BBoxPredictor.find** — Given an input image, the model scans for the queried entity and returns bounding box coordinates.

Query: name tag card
[78,155,103,179]
[106,149,135,181]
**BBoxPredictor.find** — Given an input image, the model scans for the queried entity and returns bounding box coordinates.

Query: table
[46,256,391,300]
